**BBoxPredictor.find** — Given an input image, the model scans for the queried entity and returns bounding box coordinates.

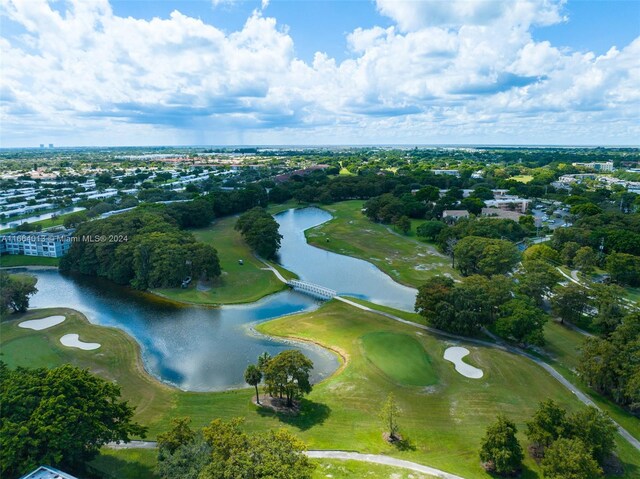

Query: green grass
[305,200,457,287]
[91,449,159,479]
[361,332,438,386]
[91,450,439,479]
[540,320,640,441]
[508,175,534,183]
[312,459,438,479]
[3,303,639,479]
[625,286,640,304]
[151,214,289,305]
[0,254,60,267]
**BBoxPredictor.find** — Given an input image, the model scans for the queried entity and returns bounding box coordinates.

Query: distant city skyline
[1,0,639,147]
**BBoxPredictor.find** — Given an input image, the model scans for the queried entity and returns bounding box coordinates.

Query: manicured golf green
[152,214,288,305]
[3,303,639,478]
[0,255,60,267]
[304,200,457,287]
[361,332,437,386]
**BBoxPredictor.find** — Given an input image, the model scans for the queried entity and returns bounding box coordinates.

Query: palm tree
[244,364,262,404]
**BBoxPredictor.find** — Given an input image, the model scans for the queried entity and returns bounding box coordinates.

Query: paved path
[106,442,465,478]
[335,297,640,451]
[306,450,466,478]
[259,259,288,283]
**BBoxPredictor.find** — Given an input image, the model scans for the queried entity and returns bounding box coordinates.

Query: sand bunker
[60,334,101,350]
[19,315,66,330]
[444,346,483,379]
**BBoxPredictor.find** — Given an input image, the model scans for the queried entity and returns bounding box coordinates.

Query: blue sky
[1,0,639,146]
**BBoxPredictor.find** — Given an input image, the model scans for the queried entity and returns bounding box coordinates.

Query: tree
[606,252,640,287]
[516,259,561,306]
[235,207,283,260]
[561,241,581,266]
[523,244,560,264]
[257,351,272,371]
[570,203,602,217]
[460,197,485,216]
[263,350,313,407]
[379,393,400,441]
[568,407,617,464]
[541,438,603,479]
[393,215,411,234]
[157,417,196,455]
[479,415,524,476]
[63,210,89,228]
[495,298,548,346]
[416,220,446,241]
[0,363,146,477]
[415,276,454,319]
[0,272,38,317]
[157,435,211,479]
[525,400,568,456]
[200,418,314,479]
[573,246,596,274]
[590,283,626,334]
[454,236,520,276]
[415,185,441,202]
[550,283,589,325]
[244,364,263,404]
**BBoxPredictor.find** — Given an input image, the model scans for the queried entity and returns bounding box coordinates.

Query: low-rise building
[571,161,614,172]
[19,465,79,479]
[481,207,523,221]
[0,229,74,258]
[442,210,469,221]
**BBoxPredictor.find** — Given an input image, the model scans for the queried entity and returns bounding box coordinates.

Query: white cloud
[0,0,637,146]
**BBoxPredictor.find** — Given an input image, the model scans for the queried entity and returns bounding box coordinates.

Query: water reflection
[275,207,417,311]
[27,270,337,391]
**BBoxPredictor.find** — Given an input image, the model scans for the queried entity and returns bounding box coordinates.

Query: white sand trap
[444,347,484,379]
[60,334,101,350]
[19,315,66,331]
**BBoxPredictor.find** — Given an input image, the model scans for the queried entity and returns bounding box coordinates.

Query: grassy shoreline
[303,200,457,288]
[3,303,639,478]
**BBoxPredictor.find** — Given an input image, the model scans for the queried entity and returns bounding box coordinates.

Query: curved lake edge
[2,307,175,393]
[301,204,423,290]
[4,305,344,393]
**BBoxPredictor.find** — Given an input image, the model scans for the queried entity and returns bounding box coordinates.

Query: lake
[22,207,417,391]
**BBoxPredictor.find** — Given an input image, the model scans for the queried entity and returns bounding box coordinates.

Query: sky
[0,0,639,147]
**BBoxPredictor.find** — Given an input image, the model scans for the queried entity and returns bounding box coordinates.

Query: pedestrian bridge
[287,279,337,300]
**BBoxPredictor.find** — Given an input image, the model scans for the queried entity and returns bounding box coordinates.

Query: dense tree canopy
[60,208,220,289]
[579,313,640,411]
[235,207,283,260]
[157,417,314,479]
[541,438,603,479]
[454,236,521,276]
[479,415,524,476]
[0,363,146,477]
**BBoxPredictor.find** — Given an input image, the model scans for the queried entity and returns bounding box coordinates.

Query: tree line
[60,207,220,289]
[480,401,617,478]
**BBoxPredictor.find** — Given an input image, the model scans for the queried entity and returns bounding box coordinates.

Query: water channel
[22,207,418,391]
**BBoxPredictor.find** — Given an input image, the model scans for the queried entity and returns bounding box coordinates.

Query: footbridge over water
[287,279,337,300]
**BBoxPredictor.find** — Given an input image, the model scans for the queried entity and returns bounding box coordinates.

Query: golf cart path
[106,442,465,478]
[335,296,640,451]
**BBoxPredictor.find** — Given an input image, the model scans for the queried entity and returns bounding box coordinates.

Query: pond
[275,207,417,312]
[21,207,417,391]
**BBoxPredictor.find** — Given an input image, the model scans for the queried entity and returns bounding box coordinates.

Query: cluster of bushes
[480,402,618,478]
[60,208,220,289]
